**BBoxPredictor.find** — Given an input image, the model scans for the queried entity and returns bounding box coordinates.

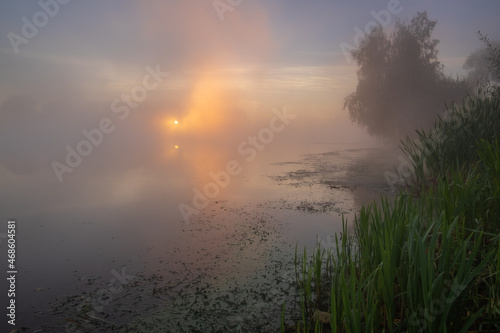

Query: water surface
[1,142,400,331]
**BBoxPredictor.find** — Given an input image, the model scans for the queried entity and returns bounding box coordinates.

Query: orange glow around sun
[159,70,230,135]
[159,68,242,181]
[159,66,250,185]
[183,71,230,134]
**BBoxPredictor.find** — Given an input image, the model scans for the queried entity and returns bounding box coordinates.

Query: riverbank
[284,90,500,332]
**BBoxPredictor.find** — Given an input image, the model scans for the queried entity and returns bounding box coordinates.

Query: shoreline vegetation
[282,87,500,332]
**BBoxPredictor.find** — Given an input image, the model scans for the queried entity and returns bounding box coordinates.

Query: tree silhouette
[344,12,469,138]
[464,33,500,86]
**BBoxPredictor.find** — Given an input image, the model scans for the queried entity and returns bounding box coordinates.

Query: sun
[174,120,179,125]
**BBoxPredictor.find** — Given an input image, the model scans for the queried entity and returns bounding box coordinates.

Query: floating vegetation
[283,91,500,332]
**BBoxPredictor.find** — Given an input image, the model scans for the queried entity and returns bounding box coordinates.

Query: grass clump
[282,92,500,332]
[400,89,500,194]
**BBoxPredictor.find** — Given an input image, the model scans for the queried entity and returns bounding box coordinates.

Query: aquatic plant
[282,92,500,332]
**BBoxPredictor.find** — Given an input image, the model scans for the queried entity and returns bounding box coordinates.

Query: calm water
[1,142,400,332]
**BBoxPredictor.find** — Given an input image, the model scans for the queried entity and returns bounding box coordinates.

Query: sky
[0,0,499,186]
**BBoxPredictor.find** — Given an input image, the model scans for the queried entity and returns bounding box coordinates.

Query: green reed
[400,89,500,193]
[282,92,500,332]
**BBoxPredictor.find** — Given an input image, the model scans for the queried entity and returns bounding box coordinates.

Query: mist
[0,0,499,331]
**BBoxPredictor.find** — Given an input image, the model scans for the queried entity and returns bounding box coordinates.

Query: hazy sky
[0,0,499,185]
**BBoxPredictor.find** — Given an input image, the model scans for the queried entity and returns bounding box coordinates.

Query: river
[3,141,400,332]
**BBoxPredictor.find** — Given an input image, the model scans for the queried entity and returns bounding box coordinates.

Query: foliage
[464,31,500,85]
[284,142,500,332]
[464,35,500,86]
[400,89,500,195]
[284,90,500,332]
[344,12,469,138]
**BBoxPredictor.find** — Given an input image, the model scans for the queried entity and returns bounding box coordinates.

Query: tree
[344,12,469,138]
[464,32,500,87]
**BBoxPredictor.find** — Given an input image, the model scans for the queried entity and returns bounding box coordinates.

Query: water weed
[282,92,500,332]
